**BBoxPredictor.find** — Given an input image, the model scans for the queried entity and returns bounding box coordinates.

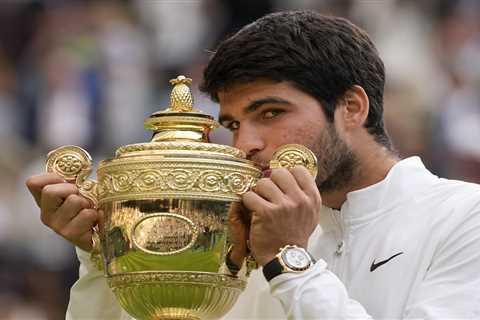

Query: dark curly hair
[200,10,391,148]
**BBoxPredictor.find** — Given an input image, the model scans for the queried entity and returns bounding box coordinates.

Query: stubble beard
[249,124,357,193]
[310,124,358,194]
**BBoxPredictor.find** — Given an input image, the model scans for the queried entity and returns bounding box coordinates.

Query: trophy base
[108,271,246,320]
[149,308,200,320]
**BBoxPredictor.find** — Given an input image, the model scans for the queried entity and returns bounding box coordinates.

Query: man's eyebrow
[244,97,292,114]
[218,97,292,125]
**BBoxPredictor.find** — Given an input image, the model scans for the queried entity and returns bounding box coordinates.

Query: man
[26,10,480,319]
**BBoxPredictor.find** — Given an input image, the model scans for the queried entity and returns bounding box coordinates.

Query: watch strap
[262,257,283,282]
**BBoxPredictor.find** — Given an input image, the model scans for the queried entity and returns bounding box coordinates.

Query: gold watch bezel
[277,245,313,273]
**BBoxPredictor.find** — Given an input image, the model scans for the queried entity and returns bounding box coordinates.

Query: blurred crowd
[0,0,479,318]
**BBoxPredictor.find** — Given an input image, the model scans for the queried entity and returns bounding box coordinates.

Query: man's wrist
[255,253,277,267]
[229,245,247,267]
[262,245,315,281]
[225,245,246,275]
[255,240,308,266]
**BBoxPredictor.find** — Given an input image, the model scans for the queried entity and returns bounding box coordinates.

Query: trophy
[45,76,317,319]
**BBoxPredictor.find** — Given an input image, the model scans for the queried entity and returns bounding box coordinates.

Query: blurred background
[0,0,479,318]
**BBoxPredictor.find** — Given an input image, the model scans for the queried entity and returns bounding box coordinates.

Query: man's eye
[262,109,283,119]
[226,121,240,131]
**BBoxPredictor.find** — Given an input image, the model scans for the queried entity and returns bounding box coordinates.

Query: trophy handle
[46,145,99,207]
[45,145,102,259]
[269,144,318,179]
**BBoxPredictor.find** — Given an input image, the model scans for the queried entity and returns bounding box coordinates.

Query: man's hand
[242,166,321,266]
[26,173,99,252]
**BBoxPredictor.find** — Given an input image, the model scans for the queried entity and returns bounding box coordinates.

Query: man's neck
[321,146,399,210]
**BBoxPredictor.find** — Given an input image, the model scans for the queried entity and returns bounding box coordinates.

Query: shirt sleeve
[269,209,480,319]
[66,247,131,320]
[404,208,480,318]
[269,259,373,319]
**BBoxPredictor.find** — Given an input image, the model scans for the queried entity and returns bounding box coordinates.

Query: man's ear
[336,85,369,130]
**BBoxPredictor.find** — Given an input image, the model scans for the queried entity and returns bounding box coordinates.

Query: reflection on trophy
[45,75,317,320]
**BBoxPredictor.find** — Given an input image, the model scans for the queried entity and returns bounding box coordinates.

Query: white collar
[336,156,438,225]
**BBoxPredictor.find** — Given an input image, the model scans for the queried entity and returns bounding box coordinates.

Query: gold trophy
[45,76,317,320]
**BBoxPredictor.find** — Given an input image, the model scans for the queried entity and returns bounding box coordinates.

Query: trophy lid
[44,75,315,206]
[115,75,246,160]
[91,75,260,204]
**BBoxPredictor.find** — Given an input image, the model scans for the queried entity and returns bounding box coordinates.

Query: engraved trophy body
[45,76,317,320]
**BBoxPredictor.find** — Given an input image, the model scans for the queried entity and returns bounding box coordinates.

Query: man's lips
[261,169,271,178]
[251,159,271,177]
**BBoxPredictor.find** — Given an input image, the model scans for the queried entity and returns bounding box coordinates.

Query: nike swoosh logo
[370,252,404,272]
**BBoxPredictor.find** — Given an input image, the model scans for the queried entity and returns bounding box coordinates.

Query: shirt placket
[331,210,348,283]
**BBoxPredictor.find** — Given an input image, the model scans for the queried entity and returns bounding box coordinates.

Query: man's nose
[234,126,265,158]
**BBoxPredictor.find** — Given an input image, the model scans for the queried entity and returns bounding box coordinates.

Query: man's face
[218,80,357,193]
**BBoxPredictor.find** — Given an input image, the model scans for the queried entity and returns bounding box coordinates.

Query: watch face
[282,247,311,270]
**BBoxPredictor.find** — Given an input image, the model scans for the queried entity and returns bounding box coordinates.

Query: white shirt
[67,157,480,319]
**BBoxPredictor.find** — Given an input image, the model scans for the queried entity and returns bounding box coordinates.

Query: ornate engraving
[111,172,134,192]
[108,271,245,290]
[131,213,199,256]
[97,161,260,204]
[57,154,82,176]
[167,169,199,190]
[46,145,91,182]
[270,144,318,178]
[225,172,254,194]
[198,170,224,192]
[116,141,245,158]
[136,170,163,190]
[46,145,99,207]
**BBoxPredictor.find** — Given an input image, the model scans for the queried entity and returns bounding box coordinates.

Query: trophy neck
[146,112,218,143]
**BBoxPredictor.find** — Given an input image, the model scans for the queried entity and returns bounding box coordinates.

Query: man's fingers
[242,191,272,214]
[269,168,303,197]
[76,231,94,252]
[229,202,251,225]
[61,208,99,251]
[40,183,81,224]
[290,166,322,206]
[65,208,98,236]
[97,209,106,237]
[27,173,99,252]
[26,173,66,206]
[254,178,284,203]
[52,194,92,228]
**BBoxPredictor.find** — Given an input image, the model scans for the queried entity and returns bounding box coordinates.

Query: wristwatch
[263,245,315,281]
